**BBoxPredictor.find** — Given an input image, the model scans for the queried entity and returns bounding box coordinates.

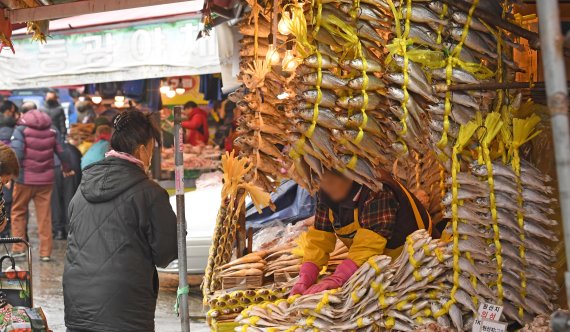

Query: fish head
[302,90,317,100]
[441,192,452,205]
[343,130,357,140]
[336,114,349,125]
[301,73,316,85]
[347,78,362,90]
[387,87,403,99]
[236,101,249,112]
[336,96,351,108]
[339,59,353,71]
[235,126,250,135]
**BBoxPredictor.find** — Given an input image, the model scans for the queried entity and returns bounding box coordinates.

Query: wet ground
[8,210,211,332]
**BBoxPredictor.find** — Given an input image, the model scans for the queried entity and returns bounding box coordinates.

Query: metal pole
[537,0,570,310]
[174,105,190,332]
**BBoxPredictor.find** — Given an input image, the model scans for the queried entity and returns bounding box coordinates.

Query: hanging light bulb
[159,80,171,94]
[282,42,298,72]
[166,90,176,98]
[115,90,125,103]
[175,79,185,95]
[92,91,102,105]
[267,33,280,65]
[278,12,291,35]
[114,100,125,108]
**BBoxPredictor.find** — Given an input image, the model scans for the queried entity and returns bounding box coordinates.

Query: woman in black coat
[63,110,177,332]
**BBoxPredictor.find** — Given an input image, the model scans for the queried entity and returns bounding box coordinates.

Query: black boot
[54,230,67,241]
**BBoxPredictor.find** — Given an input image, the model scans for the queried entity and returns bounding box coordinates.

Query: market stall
[202,0,567,330]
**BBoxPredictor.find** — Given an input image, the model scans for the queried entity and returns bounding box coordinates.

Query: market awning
[11,2,204,34]
[0,8,221,89]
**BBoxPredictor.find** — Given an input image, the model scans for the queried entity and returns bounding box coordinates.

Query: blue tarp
[246,180,316,229]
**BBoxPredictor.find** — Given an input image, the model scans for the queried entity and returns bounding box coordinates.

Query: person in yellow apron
[291,170,434,295]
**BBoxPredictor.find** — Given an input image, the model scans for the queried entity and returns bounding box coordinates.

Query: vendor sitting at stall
[291,169,433,296]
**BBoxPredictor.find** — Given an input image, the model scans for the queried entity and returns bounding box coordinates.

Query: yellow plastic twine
[436,121,478,318]
[385,0,411,150]
[437,0,479,155]
[284,4,315,58]
[436,4,448,44]
[480,113,505,303]
[509,114,541,318]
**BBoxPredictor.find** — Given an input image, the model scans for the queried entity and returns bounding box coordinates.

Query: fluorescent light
[166,90,176,98]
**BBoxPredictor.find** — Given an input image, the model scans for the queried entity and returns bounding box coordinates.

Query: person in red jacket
[182,101,209,146]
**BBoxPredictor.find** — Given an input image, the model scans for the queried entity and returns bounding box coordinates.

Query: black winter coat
[63,157,177,332]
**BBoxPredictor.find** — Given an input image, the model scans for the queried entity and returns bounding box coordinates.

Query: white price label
[472,318,508,332]
[477,302,503,321]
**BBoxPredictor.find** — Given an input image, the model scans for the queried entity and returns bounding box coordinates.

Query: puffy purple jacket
[11,110,69,185]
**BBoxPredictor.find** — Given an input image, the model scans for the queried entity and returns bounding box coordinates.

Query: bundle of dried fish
[208,287,288,325]
[441,113,558,325]
[202,152,271,300]
[236,230,473,331]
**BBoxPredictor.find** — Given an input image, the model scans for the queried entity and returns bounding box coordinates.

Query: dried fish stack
[236,230,485,331]
[230,0,300,193]
[442,112,558,324]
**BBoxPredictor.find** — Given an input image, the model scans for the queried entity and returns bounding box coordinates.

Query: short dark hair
[184,101,198,109]
[111,110,161,155]
[0,101,16,114]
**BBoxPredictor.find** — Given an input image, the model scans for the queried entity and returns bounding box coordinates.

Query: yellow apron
[328,181,432,259]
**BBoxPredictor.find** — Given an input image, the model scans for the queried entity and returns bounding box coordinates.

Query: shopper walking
[63,110,177,332]
[41,90,67,139]
[0,101,19,237]
[10,102,71,261]
[182,101,209,145]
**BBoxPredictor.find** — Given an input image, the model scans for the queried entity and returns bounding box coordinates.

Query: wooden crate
[222,275,263,289]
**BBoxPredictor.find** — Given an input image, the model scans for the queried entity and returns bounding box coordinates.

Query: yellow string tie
[351,291,361,304]
[315,292,329,313]
[306,316,316,327]
[368,258,381,275]
[357,317,364,328]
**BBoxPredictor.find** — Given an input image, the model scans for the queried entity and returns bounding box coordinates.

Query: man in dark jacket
[0,100,19,238]
[63,156,177,331]
[40,91,67,139]
[0,100,18,145]
[11,102,71,261]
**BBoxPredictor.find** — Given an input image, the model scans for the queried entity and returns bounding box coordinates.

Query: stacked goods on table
[253,217,314,252]
[208,288,288,324]
[237,230,480,331]
[265,238,348,281]
[161,145,221,170]
[217,252,267,288]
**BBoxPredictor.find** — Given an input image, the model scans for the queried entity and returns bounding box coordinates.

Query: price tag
[477,302,503,321]
[472,318,508,332]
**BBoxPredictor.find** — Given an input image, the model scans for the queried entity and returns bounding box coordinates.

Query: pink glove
[303,259,358,295]
[290,262,320,296]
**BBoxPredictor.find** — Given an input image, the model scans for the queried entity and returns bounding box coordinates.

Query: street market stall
[202,0,569,330]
